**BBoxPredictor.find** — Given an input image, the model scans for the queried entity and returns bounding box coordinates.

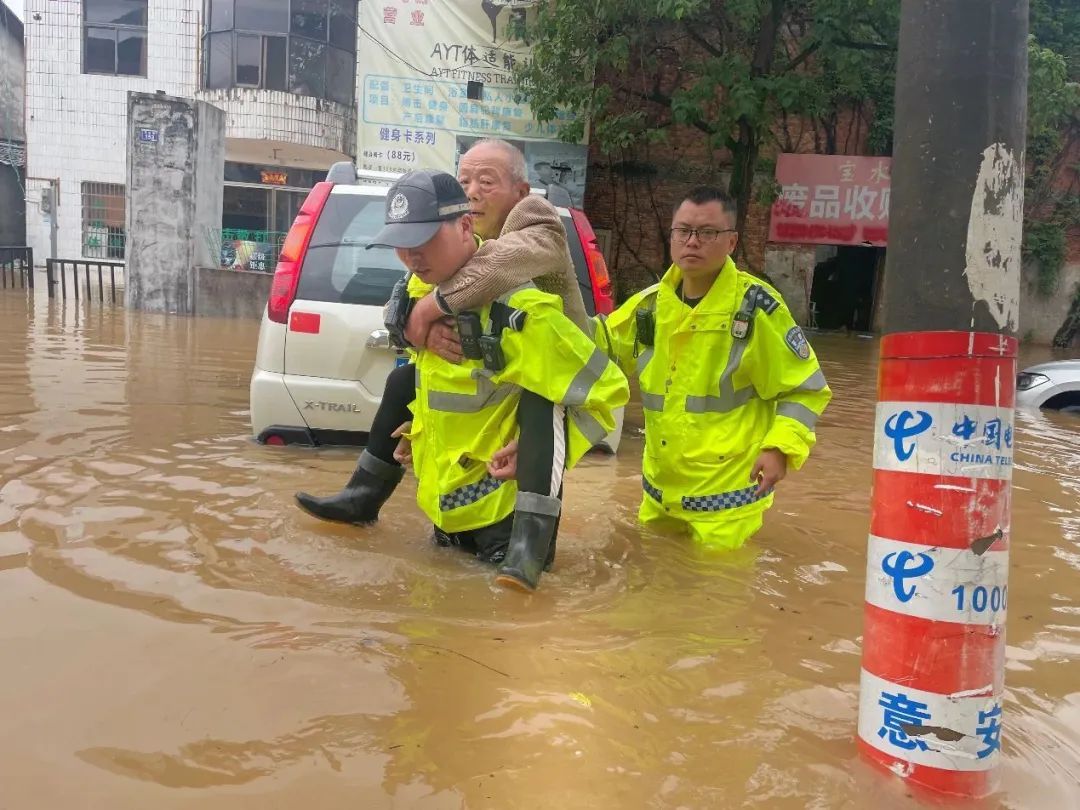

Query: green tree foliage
[514,0,1078,335]
[513,0,899,236]
[1030,0,1080,81]
[1023,1,1080,330]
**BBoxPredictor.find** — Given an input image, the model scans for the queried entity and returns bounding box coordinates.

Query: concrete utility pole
[881,0,1028,335]
[858,0,1028,799]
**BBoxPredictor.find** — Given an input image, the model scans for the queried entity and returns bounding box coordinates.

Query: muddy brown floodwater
[1,288,1079,809]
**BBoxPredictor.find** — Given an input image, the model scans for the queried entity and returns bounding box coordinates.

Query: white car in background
[1016,360,1080,413]
[249,163,624,452]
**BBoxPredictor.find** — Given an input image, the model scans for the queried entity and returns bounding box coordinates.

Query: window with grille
[81,182,127,260]
[202,0,357,106]
[83,0,148,76]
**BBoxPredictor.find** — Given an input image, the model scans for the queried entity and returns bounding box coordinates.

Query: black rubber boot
[494,493,561,592]
[544,528,557,572]
[543,491,563,572]
[295,450,404,525]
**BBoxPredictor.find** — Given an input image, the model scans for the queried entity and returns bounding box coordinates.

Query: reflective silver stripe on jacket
[685,337,755,414]
[776,401,819,430]
[794,369,828,393]
[636,347,654,376]
[684,284,773,415]
[569,406,607,446]
[439,474,504,511]
[562,348,609,406]
[681,484,770,512]
[428,370,519,413]
[640,392,665,411]
[773,369,826,429]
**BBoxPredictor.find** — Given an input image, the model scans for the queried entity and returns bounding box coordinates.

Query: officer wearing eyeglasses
[586,186,832,549]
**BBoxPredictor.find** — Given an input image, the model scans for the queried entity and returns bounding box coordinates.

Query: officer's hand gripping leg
[391,421,412,466]
[487,439,518,480]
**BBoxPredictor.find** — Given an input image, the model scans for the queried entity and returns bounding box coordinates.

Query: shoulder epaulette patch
[755,287,780,315]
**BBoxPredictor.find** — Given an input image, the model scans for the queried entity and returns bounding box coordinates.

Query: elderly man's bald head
[468,139,529,184]
[456,139,533,238]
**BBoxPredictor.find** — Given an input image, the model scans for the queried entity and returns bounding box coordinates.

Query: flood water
[1,286,1079,809]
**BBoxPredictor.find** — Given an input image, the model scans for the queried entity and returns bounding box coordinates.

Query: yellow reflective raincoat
[406,278,629,534]
[594,257,831,549]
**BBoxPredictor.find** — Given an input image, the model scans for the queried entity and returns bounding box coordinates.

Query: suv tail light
[267,181,334,324]
[570,208,614,315]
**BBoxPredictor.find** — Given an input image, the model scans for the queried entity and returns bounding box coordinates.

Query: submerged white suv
[249,164,623,452]
[1016,359,1080,412]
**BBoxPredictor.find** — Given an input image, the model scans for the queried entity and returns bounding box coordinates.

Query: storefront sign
[225,162,324,189]
[248,250,270,272]
[769,154,892,246]
[358,0,589,205]
[260,170,288,186]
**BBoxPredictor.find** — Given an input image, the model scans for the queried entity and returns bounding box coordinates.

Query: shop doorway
[220,185,309,272]
[809,246,884,332]
[222,185,308,234]
[222,185,270,232]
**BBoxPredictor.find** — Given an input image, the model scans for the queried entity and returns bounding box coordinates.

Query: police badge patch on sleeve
[785,326,811,360]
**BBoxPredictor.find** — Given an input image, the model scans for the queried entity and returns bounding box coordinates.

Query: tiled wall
[196,88,356,156]
[24,0,200,260]
[24,0,355,262]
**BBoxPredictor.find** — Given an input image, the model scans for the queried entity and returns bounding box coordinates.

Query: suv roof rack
[325,162,403,186]
[325,161,357,184]
[356,168,403,186]
[327,163,574,206]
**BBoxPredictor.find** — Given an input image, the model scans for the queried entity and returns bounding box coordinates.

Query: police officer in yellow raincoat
[368,170,629,590]
[593,186,831,549]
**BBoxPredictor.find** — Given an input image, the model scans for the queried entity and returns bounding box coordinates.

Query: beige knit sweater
[436,195,590,333]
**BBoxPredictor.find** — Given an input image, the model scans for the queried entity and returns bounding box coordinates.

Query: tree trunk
[729,121,759,248]
[824,111,838,153]
[728,0,783,262]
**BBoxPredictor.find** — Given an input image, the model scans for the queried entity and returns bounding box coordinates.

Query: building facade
[23,0,357,264]
[0,0,26,246]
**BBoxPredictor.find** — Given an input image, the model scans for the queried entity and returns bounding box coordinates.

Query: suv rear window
[295,193,405,306]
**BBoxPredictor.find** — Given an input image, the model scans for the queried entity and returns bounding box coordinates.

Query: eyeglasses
[669,227,736,244]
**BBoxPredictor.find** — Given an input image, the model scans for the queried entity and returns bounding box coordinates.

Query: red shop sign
[768,154,891,247]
